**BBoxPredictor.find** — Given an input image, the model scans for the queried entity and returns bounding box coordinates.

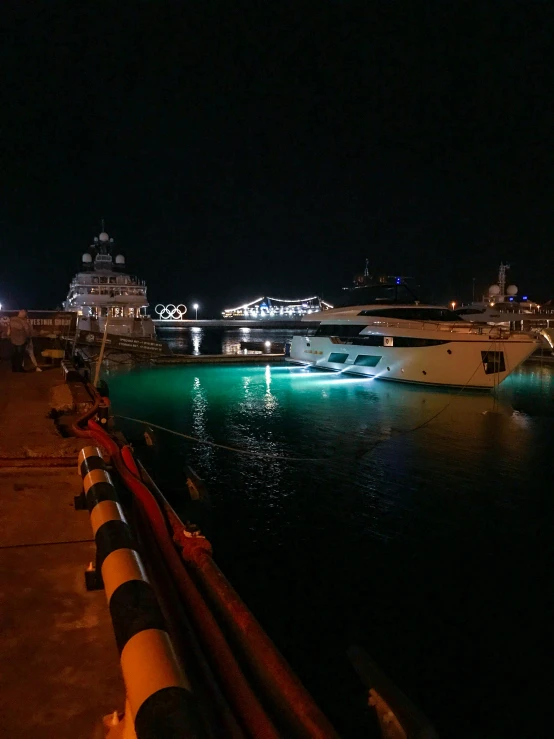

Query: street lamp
[193,303,199,320]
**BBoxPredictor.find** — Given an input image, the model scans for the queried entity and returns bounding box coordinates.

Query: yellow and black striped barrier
[78,445,204,738]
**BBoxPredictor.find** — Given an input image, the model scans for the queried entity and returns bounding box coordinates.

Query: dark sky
[1,2,553,315]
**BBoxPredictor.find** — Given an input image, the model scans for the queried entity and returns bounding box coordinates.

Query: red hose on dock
[87,420,281,739]
[121,437,339,739]
[176,526,340,739]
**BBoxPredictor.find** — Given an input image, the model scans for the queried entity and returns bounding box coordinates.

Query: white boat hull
[288,335,538,388]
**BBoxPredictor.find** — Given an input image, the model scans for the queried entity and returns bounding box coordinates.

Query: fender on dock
[78,446,205,739]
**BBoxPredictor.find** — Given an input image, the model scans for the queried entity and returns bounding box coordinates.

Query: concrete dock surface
[0,362,124,738]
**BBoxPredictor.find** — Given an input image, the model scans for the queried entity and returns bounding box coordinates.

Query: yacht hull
[288,335,537,388]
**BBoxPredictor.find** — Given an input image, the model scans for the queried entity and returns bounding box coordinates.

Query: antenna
[498,262,510,298]
[364,258,370,278]
[101,217,105,232]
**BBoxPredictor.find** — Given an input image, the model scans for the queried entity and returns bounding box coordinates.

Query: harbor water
[107,337,554,737]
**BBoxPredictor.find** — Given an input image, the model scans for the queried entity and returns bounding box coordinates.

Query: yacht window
[109,277,116,284]
[353,355,381,367]
[100,277,107,284]
[457,308,486,315]
[316,324,367,337]
[357,308,462,321]
[328,352,348,363]
[481,351,506,374]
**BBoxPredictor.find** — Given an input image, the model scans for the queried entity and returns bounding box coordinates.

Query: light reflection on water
[108,361,554,738]
[158,326,305,356]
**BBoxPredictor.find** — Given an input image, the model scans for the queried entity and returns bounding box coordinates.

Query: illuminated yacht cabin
[64,229,155,337]
[287,282,539,389]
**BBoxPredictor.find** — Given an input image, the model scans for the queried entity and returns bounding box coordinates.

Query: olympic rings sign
[155,304,188,320]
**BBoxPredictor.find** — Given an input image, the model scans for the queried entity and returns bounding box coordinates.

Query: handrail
[348,645,438,739]
[360,320,487,334]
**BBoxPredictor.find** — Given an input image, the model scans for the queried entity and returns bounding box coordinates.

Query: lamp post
[451,301,456,311]
[193,303,199,321]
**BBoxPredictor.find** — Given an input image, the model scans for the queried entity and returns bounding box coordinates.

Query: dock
[154,318,306,329]
[152,352,285,365]
[0,363,124,738]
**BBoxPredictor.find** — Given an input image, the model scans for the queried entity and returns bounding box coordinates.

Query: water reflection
[160,327,306,356]
[264,365,279,413]
[190,327,202,355]
[191,375,213,465]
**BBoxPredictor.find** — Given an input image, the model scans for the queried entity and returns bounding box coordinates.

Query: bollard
[97,399,110,427]
[78,446,204,738]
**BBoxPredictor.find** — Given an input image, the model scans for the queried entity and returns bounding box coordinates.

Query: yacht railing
[360,320,490,334]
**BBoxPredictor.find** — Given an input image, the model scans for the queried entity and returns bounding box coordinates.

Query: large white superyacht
[287,282,539,389]
[64,226,156,338]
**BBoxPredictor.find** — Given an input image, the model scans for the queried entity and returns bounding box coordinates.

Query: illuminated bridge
[222,295,333,319]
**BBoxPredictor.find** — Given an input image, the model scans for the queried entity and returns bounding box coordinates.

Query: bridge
[221,295,332,319]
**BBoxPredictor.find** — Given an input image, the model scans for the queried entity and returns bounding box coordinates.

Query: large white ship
[287,283,539,389]
[64,227,155,338]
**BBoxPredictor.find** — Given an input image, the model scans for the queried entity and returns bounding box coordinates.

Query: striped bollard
[78,446,204,738]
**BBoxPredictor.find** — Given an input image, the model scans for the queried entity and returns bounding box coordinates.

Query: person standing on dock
[8,310,31,372]
[25,336,42,372]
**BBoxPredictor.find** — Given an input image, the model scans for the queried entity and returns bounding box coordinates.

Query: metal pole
[472,277,476,302]
[93,316,110,387]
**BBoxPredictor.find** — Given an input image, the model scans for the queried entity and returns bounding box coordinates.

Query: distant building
[222,295,333,319]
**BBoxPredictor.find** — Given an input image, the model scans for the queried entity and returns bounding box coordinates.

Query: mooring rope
[114,415,329,462]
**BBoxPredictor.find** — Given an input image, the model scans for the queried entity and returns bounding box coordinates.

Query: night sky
[1,3,553,315]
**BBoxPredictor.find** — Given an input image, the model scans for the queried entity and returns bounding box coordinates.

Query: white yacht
[287,284,539,389]
[64,227,156,338]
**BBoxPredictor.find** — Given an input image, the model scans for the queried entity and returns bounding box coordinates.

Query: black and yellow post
[78,446,204,738]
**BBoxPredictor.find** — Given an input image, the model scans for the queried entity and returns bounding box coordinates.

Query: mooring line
[114,415,329,462]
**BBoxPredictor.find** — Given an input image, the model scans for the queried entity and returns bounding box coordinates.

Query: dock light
[451,301,456,310]
[193,303,199,320]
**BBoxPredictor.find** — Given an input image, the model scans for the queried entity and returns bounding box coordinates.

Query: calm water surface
[107,359,554,738]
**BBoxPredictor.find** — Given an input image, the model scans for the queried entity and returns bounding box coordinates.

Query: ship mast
[498,262,510,299]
